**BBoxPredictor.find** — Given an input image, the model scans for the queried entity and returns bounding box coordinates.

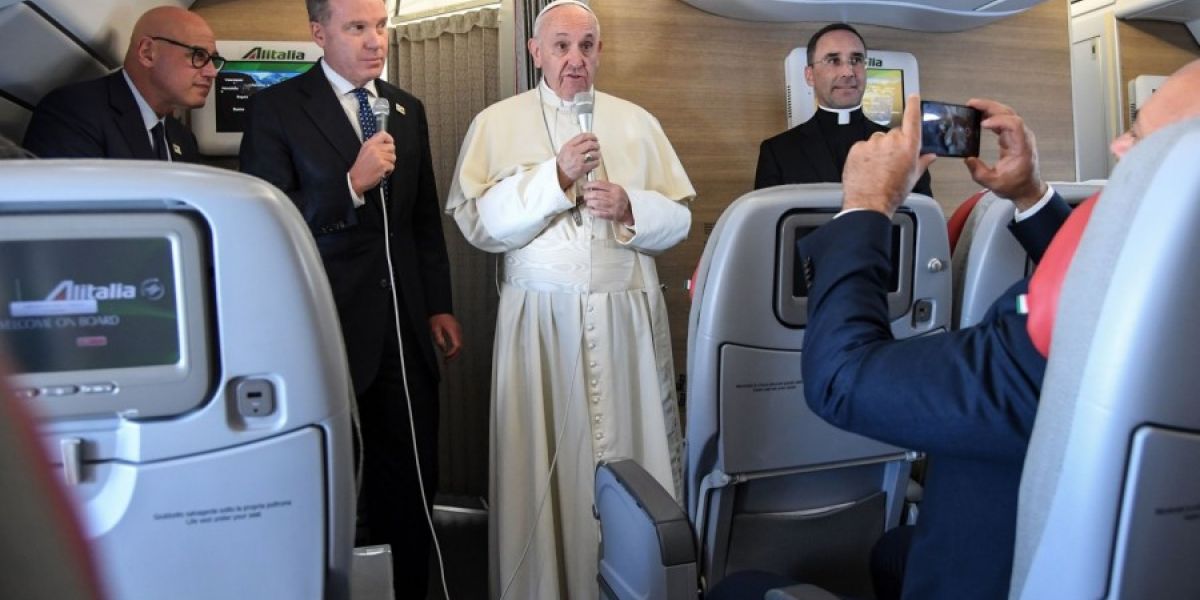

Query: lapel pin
[172,143,182,155]
[395,103,406,116]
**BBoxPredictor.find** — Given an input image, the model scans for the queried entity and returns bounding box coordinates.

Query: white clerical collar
[538,80,593,109]
[818,104,863,125]
[121,69,161,131]
[322,59,378,99]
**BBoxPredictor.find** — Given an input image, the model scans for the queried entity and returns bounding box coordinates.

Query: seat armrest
[595,459,697,600]
[597,459,695,566]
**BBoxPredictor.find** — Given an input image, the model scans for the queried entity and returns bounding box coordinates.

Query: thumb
[964,157,993,186]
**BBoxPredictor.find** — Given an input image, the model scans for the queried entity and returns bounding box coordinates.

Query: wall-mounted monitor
[0,211,214,420]
[784,49,920,129]
[191,41,322,156]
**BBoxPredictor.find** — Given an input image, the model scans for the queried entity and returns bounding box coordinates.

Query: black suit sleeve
[912,169,933,198]
[409,99,453,317]
[23,90,107,159]
[240,93,357,232]
[798,211,1042,461]
[754,139,782,190]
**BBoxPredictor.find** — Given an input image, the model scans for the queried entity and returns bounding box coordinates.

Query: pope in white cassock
[445,1,694,597]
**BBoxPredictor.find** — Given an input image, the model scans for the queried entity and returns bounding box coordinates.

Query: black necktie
[352,88,387,202]
[150,122,168,161]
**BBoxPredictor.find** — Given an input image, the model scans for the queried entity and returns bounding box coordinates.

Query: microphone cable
[376,143,452,600]
[498,217,589,600]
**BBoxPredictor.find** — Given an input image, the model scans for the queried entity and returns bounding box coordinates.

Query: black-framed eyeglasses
[811,54,866,69]
[150,36,226,71]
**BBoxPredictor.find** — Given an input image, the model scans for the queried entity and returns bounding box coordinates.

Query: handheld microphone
[574,91,596,182]
[572,91,595,226]
[574,91,594,139]
[371,97,390,135]
[371,97,392,201]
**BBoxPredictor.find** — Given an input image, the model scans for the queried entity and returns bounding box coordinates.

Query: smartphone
[920,100,982,158]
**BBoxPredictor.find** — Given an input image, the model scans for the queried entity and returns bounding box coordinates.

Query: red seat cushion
[1026,192,1102,358]
[948,190,988,253]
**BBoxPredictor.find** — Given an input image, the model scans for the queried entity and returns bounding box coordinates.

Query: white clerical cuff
[1013,185,1057,223]
[347,174,365,208]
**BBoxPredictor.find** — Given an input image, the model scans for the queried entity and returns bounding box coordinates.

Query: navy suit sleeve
[1009,192,1070,264]
[798,211,1043,461]
[754,139,782,190]
[23,89,107,159]
[408,99,453,317]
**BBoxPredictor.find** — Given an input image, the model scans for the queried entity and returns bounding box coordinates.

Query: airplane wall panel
[0,94,31,144]
[31,0,192,67]
[0,3,109,107]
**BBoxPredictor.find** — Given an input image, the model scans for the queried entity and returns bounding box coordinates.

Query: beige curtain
[390,9,500,498]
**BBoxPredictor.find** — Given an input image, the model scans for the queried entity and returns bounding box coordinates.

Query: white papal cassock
[446,82,694,599]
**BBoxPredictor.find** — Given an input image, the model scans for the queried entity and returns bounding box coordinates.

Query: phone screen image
[920,101,981,157]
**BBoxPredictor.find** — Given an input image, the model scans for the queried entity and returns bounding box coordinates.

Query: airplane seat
[596,184,952,599]
[1011,117,1200,598]
[0,161,356,600]
[950,182,1104,329]
[946,190,987,253]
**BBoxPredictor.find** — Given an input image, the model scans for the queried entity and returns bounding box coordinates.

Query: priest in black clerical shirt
[754,23,933,196]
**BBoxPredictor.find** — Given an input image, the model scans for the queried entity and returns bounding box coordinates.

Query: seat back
[0,161,355,600]
[951,182,1104,329]
[684,185,951,594]
[947,190,987,253]
[1011,118,1200,598]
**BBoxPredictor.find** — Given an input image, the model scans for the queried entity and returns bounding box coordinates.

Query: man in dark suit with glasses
[23,6,222,162]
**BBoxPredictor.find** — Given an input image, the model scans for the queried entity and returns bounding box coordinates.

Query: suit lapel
[300,63,361,167]
[798,118,841,182]
[107,72,156,160]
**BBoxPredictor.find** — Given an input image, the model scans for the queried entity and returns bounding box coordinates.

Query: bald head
[126,7,213,66]
[1111,59,1200,159]
[123,6,218,116]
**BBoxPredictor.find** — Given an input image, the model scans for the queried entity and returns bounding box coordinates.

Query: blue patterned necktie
[352,88,387,201]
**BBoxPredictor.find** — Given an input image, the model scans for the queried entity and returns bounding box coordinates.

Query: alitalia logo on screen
[46,280,136,301]
[869,57,883,68]
[242,47,306,60]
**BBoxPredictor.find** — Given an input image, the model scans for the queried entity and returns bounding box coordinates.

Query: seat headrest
[1025,192,1101,357]
[947,190,988,253]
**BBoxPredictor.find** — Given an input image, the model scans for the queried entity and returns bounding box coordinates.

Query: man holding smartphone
[794,59,1200,600]
[753,23,932,197]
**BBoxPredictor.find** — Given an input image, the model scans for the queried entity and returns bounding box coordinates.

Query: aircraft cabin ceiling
[0,0,192,143]
[1115,0,1200,44]
[679,0,1049,31]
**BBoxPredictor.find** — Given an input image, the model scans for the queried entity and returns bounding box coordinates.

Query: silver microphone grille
[371,97,390,133]
[573,91,594,115]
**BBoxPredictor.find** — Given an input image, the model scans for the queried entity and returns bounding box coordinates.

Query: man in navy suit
[754,23,931,197]
[239,0,462,596]
[23,6,220,162]
[799,58,1200,600]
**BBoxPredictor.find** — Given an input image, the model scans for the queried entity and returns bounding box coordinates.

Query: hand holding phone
[920,100,981,158]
